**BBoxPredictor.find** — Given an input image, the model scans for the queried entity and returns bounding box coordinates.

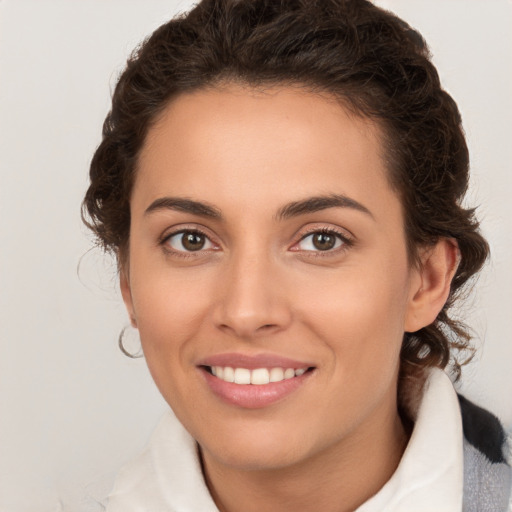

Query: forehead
[135,84,399,221]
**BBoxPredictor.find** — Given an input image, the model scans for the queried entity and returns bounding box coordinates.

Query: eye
[165,230,215,252]
[295,230,346,252]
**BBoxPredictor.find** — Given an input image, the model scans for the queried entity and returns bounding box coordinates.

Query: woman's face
[122,85,423,470]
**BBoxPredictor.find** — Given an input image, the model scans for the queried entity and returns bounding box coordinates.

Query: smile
[209,366,308,385]
[200,361,314,409]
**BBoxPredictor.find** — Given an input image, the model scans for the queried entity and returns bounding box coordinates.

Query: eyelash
[160,226,354,257]
[292,227,354,256]
[160,228,217,259]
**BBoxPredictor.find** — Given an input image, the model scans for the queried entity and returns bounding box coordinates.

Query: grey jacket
[459,395,512,511]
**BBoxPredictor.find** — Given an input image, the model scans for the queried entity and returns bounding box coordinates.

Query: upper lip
[197,352,314,370]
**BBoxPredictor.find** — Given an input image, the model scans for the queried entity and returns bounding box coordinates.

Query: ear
[120,265,138,328]
[404,238,459,333]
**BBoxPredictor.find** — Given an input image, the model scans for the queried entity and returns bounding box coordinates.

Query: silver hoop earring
[118,325,144,358]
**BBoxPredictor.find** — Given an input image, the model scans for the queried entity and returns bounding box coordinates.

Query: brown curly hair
[82,0,489,379]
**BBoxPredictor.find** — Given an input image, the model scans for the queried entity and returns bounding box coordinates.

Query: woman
[82,0,511,510]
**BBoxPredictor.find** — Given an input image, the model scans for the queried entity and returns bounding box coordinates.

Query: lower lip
[200,368,313,409]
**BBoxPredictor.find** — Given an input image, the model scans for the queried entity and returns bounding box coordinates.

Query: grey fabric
[462,438,512,512]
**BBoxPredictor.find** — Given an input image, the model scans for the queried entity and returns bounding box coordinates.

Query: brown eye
[182,232,205,251]
[166,230,213,252]
[312,233,337,251]
[296,231,344,252]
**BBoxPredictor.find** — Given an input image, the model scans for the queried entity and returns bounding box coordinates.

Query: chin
[204,443,307,472]
[197,420,313,471]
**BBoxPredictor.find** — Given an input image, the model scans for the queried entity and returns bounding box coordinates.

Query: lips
[198,352,313,369]
[197,353,315,409]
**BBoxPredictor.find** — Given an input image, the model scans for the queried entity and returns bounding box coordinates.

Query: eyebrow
[144,193,373,221]
[276,194,374,220]
[144,197,222,218]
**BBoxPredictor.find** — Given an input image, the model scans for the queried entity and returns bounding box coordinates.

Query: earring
[118,325,144,358]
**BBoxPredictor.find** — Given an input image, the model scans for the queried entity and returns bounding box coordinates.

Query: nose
[213,249,292,339]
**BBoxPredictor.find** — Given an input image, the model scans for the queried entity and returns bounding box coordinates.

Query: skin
[121,85,458,512]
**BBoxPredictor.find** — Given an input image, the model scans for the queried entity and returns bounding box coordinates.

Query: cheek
[131,255,212,329]
[127,260,213,379]
[292,265,411,433]
[129,272,214,421]
[297,260,411,369]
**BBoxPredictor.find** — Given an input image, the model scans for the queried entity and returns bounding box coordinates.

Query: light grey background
[1,1,510,510]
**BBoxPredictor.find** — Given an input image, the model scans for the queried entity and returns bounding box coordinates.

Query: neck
[201,407,409,512]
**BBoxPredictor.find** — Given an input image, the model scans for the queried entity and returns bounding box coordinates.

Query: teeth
[269,367,284,382]
[209,366,309,385]
[234,368,251,384]
[251,368,269,385]
[284,368,295,379]
[223,366,235,383]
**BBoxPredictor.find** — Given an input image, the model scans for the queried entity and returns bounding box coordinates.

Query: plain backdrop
[1,1,511,510]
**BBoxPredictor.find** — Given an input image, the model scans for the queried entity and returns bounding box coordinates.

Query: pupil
[313,233,335,251]
[183,232,205,251]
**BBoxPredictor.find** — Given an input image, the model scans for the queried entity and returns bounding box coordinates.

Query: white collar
[106,368,463,511]
[106,409,218,511]
[356,368,463,511]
